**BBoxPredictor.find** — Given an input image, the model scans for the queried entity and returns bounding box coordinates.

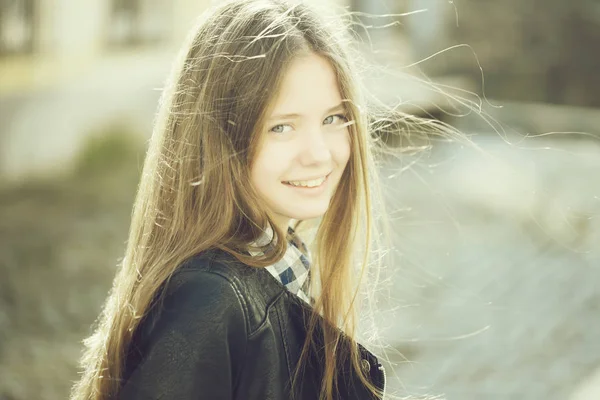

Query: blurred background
[1,0,599,399]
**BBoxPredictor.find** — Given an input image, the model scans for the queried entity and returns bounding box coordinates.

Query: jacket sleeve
[118,269,248,400]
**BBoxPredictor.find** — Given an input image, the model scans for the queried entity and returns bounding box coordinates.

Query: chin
[289,209,328,222]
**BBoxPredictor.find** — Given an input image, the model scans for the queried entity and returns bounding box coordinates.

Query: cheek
[249,147,268,192]
[250,142,289,184]
[333,130,351,167]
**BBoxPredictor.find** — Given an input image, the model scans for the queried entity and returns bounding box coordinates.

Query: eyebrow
[268,102,346,121]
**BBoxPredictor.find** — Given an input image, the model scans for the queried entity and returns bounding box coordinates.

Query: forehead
[269,53,343,116]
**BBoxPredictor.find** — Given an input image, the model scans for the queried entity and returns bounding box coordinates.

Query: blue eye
[269,124,293,134]
[323,114,348,125]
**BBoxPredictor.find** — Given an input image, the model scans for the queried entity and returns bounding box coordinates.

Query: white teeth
[286,176,326,188]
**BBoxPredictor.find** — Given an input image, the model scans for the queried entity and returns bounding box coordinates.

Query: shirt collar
[248,225,312,304]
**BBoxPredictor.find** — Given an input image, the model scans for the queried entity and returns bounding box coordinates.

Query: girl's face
[251,53,351,232]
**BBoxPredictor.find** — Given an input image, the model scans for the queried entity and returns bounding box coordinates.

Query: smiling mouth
[282,173,331,188]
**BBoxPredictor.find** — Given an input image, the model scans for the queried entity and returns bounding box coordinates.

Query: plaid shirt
[248,226,312,304]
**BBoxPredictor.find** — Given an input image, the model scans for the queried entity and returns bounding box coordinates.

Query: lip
[283,172,332,183]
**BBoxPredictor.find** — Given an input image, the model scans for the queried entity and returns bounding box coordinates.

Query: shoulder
[163,259,247,321]
[138,259,249,351]
[122,251,262,397]
[163,248,285,335]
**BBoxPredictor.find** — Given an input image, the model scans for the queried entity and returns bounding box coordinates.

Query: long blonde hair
[71,0,384,399]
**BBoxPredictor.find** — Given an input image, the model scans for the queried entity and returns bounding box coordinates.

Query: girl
[72,0,389,399]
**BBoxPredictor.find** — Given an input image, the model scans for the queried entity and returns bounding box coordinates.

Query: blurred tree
[391,0,600,107]
[0,0,35,56]
[446,0,600,107]
[108,0,171,47]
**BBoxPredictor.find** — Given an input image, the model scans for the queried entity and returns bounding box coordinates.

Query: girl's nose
[299,130,332,165]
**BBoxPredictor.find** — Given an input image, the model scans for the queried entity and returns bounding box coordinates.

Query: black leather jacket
[119,249,385,399]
